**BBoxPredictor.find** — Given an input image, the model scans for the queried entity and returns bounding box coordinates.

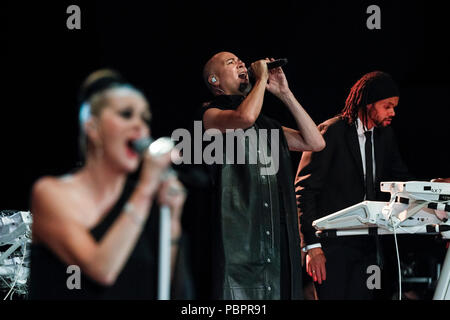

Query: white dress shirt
[356,118,376,196]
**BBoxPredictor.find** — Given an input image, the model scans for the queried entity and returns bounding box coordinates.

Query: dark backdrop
[4,0,449,299]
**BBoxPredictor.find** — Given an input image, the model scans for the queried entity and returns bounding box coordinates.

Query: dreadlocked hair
[340,71,386,129]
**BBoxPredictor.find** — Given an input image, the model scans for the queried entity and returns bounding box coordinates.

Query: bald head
[203,52,232,85]
[203,52,250,96]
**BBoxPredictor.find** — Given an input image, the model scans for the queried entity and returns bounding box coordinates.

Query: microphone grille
[132,137,154,154]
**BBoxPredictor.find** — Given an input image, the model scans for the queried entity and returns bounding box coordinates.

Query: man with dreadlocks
[295,71,413,299]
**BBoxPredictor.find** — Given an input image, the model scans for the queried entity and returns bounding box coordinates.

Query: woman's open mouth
[126,140,139,158]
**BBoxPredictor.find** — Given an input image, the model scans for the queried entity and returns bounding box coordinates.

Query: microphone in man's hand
[267,58,288,69]
[247,58,288,78]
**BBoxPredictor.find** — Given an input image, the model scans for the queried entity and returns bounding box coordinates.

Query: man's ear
[208,74,219,86]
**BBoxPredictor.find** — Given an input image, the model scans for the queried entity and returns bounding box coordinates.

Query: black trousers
[315,236,377,300]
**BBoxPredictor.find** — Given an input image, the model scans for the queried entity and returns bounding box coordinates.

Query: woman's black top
[28,177,159,300]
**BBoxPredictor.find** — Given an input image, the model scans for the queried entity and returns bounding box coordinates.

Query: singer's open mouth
[238,72,247,79]
[127,140,134,149]
[126,140,139,157]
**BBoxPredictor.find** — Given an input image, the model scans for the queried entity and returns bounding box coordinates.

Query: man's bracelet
[302,243,322,252]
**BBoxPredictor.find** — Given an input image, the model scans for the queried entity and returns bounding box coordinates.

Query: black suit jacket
[295,118,413,245]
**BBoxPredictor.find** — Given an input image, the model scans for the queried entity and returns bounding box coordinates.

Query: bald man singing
[200,52,324,300]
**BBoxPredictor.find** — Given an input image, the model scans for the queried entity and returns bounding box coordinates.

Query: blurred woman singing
[29,70,186,299]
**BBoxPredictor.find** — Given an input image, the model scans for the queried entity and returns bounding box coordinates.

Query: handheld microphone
[131,137,210,188]
[267,58,288,69]
[247,58,288,78]
[132,137,174,157]
[132,137,154,154]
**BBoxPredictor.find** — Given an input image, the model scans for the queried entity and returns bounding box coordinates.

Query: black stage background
[4,0,450,301]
